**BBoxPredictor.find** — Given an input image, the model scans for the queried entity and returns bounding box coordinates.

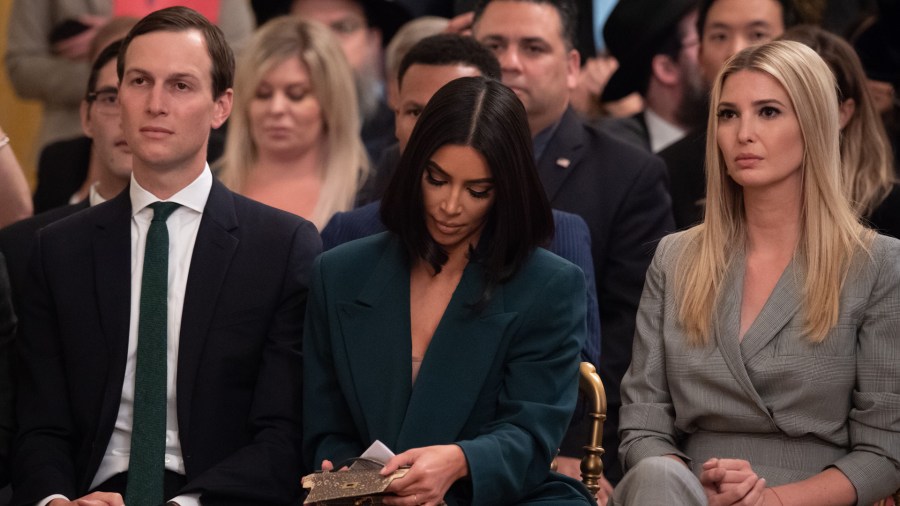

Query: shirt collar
[533,119,562,162]
[88,182,107,207]
[129,164,213,217]
[645,108,687,153]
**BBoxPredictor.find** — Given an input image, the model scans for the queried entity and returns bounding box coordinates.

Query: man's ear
[566,48,581,91]
[211,88,233,129]
[80,100,95,138]
[651,54,679,86]
[368,27,383,48]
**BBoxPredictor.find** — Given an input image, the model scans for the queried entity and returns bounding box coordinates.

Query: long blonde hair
[219,16,369,229]
[676,40,873,345]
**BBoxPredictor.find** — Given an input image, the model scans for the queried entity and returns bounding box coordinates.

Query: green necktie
[126,201,180,506]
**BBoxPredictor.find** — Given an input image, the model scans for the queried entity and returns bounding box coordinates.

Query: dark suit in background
[12,180,320,505]
[535,107,674,481]
[0,203,90,494]
[596,113,651,152]
[657,128,707,230]
[0,254,16,487]
[32,138,92,215]
[0,201,90,314]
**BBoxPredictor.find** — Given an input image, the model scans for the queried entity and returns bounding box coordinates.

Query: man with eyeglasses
[599,0,704,155]
[0,39,131,315]
[0,40,134,491]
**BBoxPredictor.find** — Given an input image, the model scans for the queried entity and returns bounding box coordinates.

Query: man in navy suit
[473,0,675,486]
[12,8,320,506]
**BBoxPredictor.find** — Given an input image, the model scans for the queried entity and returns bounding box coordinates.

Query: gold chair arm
[578,361,607,497]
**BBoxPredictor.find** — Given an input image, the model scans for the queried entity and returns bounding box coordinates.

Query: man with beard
[599,0,705,154]
[656,0,798,228]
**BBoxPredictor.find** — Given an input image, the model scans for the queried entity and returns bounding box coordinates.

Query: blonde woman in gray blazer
[615,40,900,506]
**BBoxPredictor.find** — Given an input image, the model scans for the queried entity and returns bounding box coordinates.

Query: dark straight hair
[117,6,234,99]
[398,33,501,86]
[697,0,798,38]
[474,0,579,50]
[381,76,553,309]
[87,39,124,97]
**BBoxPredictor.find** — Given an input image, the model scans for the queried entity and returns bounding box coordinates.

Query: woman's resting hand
[701,458,775,506]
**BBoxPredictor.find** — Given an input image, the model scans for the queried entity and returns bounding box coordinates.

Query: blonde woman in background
[219,16,369,230]
[612,40,900,506]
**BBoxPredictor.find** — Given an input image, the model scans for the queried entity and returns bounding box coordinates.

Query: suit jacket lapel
[176,180,239,437]
[337,239,413,449]
[396,263,516,451]
[537,107,586,203]
[739,258,801,361]
[92,190,135,444]
[715,252,799,421]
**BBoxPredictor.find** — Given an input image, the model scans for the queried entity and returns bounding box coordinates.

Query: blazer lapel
[93,191,136,442]
[337,239,413,449]
[537,108,586,203]
[739,258,801,361]
[715,252,801,422]
[713,255,772,420]
[396,263,516,451]
[176,180,239,437]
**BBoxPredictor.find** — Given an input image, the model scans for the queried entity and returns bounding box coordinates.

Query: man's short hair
[117,6,234,98]
[473,0,578,50]
[87,39,124,97]
[397,34,501,86]
[697,0,799,38]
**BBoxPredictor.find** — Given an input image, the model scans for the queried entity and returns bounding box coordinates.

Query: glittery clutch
[301,466,410,505]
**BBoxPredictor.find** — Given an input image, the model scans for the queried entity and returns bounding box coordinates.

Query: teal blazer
[303,233,592,505]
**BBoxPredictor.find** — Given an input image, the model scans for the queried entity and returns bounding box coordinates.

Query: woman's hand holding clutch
[380,445,469,506]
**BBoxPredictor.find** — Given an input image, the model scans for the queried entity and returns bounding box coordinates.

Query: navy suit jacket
[536,107,674,481]
[321,202,601,366]
[658,128,708,230]
[0,200,90,315]
[12,179,320,505]
[0,201,89,488]
[0,254,15,486]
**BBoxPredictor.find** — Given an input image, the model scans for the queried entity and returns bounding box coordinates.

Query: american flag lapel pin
[556,158,570,168]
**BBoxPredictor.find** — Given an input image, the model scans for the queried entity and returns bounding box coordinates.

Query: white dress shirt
[87,182,108,207]
[645,107,687,153]
[39,167,212,506]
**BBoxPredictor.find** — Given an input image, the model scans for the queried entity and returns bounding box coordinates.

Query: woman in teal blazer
[302,77,593,505]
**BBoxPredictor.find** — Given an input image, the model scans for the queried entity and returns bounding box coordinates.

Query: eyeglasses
[86,88,119,115]
[327,17,365,38]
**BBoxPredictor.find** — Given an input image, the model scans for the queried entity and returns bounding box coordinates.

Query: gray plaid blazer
[619,231,900,505]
